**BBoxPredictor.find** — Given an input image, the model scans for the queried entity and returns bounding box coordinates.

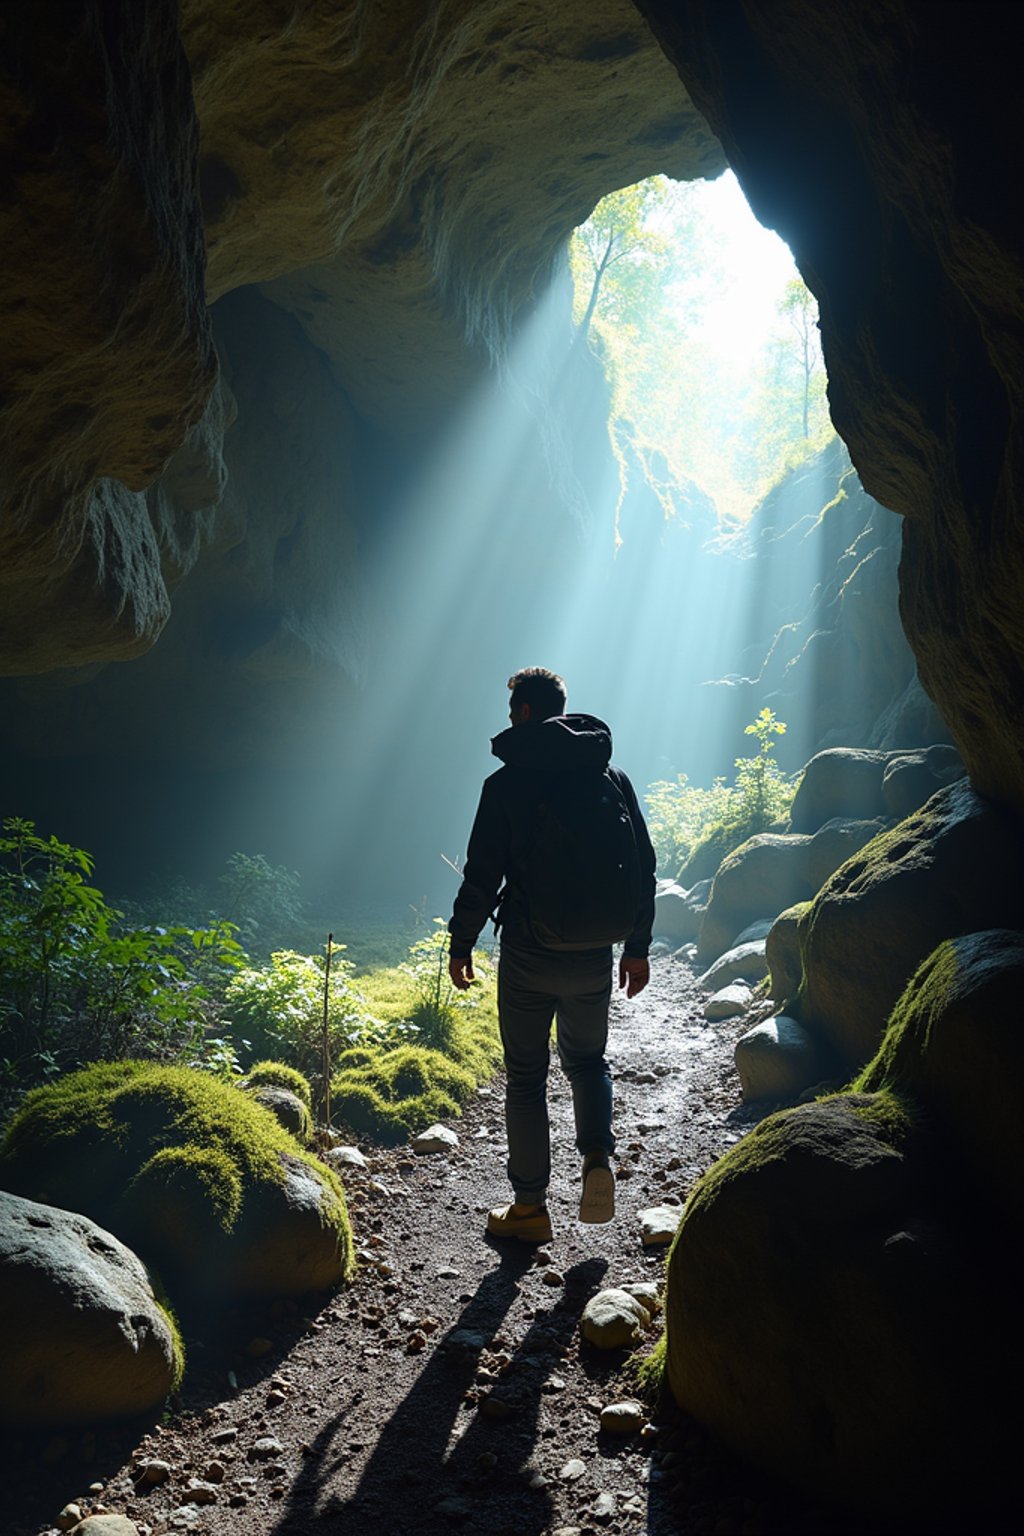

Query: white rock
[324,1145,367,1169]
[639,1205,683,1247]
[699,940,768,990]
[581,1288,650,1349]
[653,884,702,943]
[618,1281,662,1319]
[704,982,753,1021]
[734,1014,831,1102]
[411,1124,460,1155]
[600,1399,645,1433]
[593,1489,618,1519]
[558,1458,587,1482]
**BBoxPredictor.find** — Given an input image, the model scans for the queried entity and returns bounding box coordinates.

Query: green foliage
[244,1060,313,1109]
[570,177,835,522]
[0,1060,352,1281]
[402,918,463,1051]
[123,850,306,960]
[223,947,388,1081]
[332,1045,477,1144]
[0,819,244,1102]
[647,710,796,882]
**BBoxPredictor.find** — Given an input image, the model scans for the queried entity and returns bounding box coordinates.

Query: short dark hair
[508,667,567,720]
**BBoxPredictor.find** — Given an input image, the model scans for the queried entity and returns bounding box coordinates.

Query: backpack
[519,769,641,950]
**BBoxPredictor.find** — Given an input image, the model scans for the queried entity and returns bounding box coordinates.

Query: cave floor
[11,957,907,1536]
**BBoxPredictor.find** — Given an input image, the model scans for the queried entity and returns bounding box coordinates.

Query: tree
[779,278,820,439]
[571,179,672,340]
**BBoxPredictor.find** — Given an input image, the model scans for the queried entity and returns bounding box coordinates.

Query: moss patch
[244,1061,313,1109]
[332,1044,480,1143]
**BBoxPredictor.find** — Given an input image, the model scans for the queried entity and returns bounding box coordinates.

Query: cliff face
[636,0,1024,811]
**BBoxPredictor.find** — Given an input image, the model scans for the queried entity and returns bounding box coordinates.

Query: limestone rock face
[798,780,1024,1071]
[0,1190,181,1426]
[0,0,216,672]
[661,1094,999,1511]
[637,0,1024,815]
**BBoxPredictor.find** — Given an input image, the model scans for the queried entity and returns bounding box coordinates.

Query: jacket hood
[491,713,612,773]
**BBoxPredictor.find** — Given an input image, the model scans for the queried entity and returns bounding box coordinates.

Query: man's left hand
[618,955,649,998]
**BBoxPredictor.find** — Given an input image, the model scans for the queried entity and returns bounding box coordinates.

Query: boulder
[698,941,768,990]
[0,1191,182,1426]
[788,748,887,832]
[74,1521,140,1536]
[858,929,1024,1220]
[732,919,775,946]
[698,833,815,962]
[618,1280,661,1319]
[0,1062,353,1298]
[581,1288,651,1349]
[247,1086,311,1143]
[704,983,753,1021]
[662,1094,985,1509]
[880,746,964,821]
[798,780,1024,1070]
[734,1016,835,1102]
[803,817,888,891]
[653,882,703,944]
[765,903,809,1003]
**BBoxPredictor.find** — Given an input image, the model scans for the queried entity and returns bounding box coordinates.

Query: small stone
[478,1391,516,1420]
[266,1389,287,1407]
[134,1459,172,1487]
[558,1457,587,1482]
[228,1495,248,1508]
[639,1205,683,1246]
[527,1470,550,1489]
[406,1331,427,1353]
[581,1288,650,1349]
[592,1489,618,1521]
[541,1269,564,1287]
[600,1399,646,1433]
[57,1505,82,1531]
[411,1124,459,1155]
[249,1437,284,1461]
[89,1483,105,1494]
[619,1281,662,1318]
[640,1422,660,1442]
[245,1336,273,1357]
[183,1479,218,1505]
[325,1145,367,1169]
[476,1451,498,1471]
[704,982,754,1021]
[209,1426,238,1444]
[75,1520,142,1536]
[437,1266,460,1278]
[203,1461,226,1484]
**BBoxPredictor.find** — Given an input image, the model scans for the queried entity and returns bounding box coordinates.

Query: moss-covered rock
[765,901,810,1003]
[661,1093,1002,1511]
[857,929,1024,1218]
[0,1062,353,1297]
[246,1085,313,1144]
[788,748,888,833]
[332,1044,477,1144]
[797,780,1024,1071]
[243,1061,313,1109]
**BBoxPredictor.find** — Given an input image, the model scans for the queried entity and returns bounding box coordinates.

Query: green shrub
[244,1060,313,1109]
[223,948,387,1079]
[0,819,243,1103]
[0,1061,353,1283]
[644,775,735,877]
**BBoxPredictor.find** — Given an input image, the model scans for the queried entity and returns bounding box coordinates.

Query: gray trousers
[497,941,615,1204]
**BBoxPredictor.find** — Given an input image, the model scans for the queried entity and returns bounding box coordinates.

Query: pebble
[57,1505,82,1531]
[209,1426,238,1444]
[266,1388,287,1407]
[541,1268,564,1287]
[183,1479,218,1505]
[411,1124,459,1155]
[134,1460,171,1487]
[558,1458,587,1482]
[75,1521,142,1536]
[325,1145,367,1168]
[249,1436,284,1460]
[639,1204,684,1246]
[600,1399,646,1433]
[593,1489,618,1521]
[437,1266,460,1278]
[478,1391,515,1420]
[203,1461,226,1484]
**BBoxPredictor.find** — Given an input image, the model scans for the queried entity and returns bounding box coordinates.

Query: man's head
[507,666,567,725]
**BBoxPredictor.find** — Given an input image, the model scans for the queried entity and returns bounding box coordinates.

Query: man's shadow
[270,1247,607,1536]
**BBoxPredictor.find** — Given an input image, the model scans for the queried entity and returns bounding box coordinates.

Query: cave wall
[635,0,1024,812]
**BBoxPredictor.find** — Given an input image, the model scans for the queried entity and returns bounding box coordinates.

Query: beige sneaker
[486,1203,553,1244]
[579,1153,615,1224]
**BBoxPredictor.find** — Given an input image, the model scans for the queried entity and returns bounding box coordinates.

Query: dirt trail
[10,957,875,1536]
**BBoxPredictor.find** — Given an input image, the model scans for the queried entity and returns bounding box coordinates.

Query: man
[448,666,656,1244]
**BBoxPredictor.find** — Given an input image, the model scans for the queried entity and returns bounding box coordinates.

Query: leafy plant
[644,775,735,877]
[222,947,387,1080]
[735,707,791,826]
[401,919,462,1051]
[0,819,243,1101]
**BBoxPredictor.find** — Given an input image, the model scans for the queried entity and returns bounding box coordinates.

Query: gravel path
[8,956,894,1536]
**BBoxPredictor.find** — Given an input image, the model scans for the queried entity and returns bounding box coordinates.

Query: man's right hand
[449,954,475,991]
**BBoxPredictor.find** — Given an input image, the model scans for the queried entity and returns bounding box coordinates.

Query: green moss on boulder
[333,1044,477,1143]
[244,1061,313,1108]
[0,1062,353,1296]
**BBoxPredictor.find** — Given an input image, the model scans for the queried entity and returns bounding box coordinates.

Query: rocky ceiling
[2,0,1023,816]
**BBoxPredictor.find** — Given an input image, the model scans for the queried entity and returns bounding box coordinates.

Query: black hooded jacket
[448,713,656,957]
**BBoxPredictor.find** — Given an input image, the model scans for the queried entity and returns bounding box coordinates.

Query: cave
[2,0,1023,1528]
